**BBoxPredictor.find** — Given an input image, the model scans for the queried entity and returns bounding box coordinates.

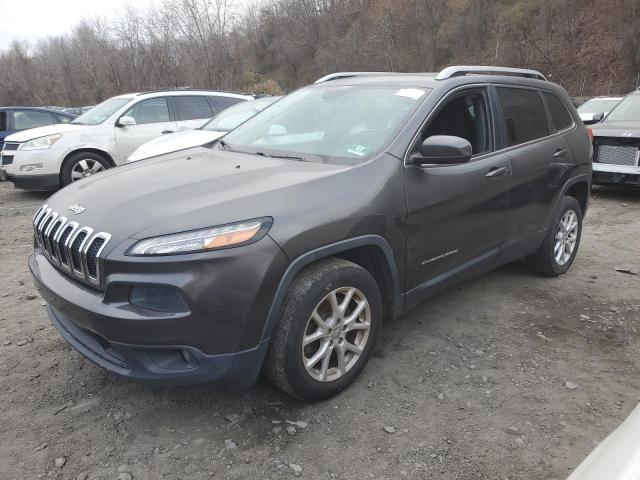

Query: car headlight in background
[127,218,272,256]
[21,134,62,151]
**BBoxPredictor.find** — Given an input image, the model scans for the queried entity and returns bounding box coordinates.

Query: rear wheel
[264,258,382,401]
[61,152,111,186]
[526,196,582,276]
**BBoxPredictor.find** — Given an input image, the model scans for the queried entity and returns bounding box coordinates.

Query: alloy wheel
[301,287,371,382]
[554,209,579,266]
[71,159,105,181]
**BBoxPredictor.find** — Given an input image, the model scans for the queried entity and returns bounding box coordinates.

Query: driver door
[404,87,511,304]
[113,97,177,163]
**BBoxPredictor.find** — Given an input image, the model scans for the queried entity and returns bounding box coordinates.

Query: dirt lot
[1,181,639,480]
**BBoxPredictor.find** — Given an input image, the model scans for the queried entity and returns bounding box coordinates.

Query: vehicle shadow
[592,185,640,203]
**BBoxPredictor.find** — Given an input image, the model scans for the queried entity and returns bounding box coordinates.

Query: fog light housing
[20,163,43,172]
[129,286,189,313]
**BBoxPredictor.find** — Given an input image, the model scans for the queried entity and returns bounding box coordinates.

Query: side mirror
[118,116,136,127]
[409,135,472,166]
[268,124,287,135]
[178,125,192,132]
[582,112,604,125]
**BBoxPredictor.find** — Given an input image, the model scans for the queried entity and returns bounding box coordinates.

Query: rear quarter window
[496,87,550,147]
[543,92,573,131]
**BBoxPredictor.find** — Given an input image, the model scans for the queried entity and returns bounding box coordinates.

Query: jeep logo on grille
[68,203,86,215]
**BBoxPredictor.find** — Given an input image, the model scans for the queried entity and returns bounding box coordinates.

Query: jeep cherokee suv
[29,66,592,401]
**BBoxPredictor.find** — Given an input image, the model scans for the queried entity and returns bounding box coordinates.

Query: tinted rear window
[496,87,549,147]
[173,96,214,121]
[543,92,573,131]
[0,111,5,131]
[212,96,245,112]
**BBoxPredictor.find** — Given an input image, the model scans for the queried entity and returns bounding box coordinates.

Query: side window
[54,113,74,124]
[212,96,245,113]
[421,90,492,155]
[496,87,549,147]
[173,96,214,121]
[124,98,170,125]
[543,91,573,131]
[0,111,6,131]
[12,110,56,130]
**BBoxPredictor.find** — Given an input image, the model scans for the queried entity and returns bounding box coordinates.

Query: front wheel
[61,152,111,186]
[526,196,583,276]
[264,258,382,401]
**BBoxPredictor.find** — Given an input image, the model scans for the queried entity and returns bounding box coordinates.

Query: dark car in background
[591,89,640,187]
[0,107,77,144]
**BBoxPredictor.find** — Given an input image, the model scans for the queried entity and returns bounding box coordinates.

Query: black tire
[264,258,382,401]
[526,196,583,276]
[61,152,111,186]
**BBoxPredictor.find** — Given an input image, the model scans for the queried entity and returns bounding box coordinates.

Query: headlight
[127,218,272,256]
[21,134,62,151]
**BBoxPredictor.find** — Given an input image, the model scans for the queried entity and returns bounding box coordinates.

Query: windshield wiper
[71,121,84,125]
[255,152,310,162]
[218,139,230,150]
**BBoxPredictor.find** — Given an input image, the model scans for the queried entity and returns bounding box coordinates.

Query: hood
[592,122,640,139]
[44,148,348,251]
[127,129,225,162]
[4,123,86,142]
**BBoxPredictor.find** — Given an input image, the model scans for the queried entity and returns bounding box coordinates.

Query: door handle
[161,130,174,134]
[553,149,569,158]
[485,166,509,178]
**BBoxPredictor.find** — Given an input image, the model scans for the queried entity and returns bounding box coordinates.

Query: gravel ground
[1,181,639,480]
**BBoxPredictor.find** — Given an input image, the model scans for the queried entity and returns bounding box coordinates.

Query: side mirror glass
[118,116,136,127]
[583,112,604,125]
[410,135,472,166]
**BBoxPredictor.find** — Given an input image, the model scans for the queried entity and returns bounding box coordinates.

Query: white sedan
[127,96,280,162]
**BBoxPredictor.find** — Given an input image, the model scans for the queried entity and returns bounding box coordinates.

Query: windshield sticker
[395,88,426,100]
[347,144,370,156]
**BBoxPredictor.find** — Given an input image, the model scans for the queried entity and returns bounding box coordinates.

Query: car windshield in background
[72,97,132,125]
[221,85,429,164]
[202,96,279,132]
[577,99,621,114]
[604,94,640,122]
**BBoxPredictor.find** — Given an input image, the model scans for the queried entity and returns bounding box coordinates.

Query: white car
[0,90,253,190]
[577,96,623,123]
[567,403,640,480]
[127,96,280,162]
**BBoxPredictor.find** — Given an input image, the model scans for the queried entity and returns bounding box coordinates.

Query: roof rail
[314,72,397,83]
[435,66,547,81]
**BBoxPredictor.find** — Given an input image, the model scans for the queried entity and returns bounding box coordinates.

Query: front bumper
[6,173,59,190]
[593,163,640,187]
[3,147,64,190]
[29,234,289,385]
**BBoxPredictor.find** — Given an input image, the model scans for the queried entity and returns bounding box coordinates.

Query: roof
[0,106,77,116]
[132,89,254,99]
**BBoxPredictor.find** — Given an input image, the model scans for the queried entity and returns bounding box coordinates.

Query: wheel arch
[60,148,117,185]
[260,235,403,344]
[546,174,591,230]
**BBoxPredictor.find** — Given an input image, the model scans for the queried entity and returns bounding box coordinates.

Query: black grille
[86,237,105,278]
[1,155,14,166]
[71,231,88,270]
[57,226,73,265]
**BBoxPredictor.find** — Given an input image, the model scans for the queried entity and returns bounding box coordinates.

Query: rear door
[495,87,574,242]
[113,97,177,163]
[170,95,215,131]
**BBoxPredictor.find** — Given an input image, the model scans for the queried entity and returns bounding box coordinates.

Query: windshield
[578,98,621,114]
[202,97,279,132]
[604,94,640,122]
[72,97,132,125]
[221,85,428,164]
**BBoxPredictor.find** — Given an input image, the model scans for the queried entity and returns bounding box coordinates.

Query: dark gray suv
[29,66,592,401]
